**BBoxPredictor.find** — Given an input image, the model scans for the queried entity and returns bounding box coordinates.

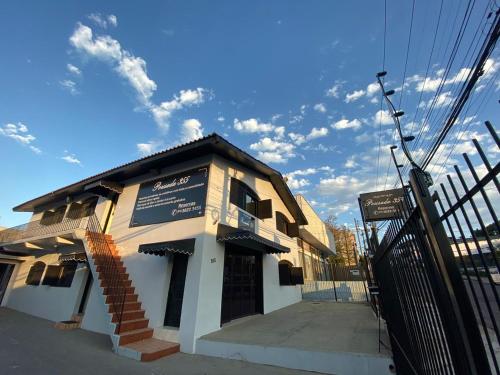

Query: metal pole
[390,145,406,188]
[409,168,490,375]
[358,198,374,254]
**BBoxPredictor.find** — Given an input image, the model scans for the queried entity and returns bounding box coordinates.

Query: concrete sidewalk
[197,301,394,375]
[0,307,323,375]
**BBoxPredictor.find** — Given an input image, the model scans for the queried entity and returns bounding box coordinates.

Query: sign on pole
[359,188,404,222]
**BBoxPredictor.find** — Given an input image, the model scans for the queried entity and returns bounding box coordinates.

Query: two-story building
[0,134,315,361]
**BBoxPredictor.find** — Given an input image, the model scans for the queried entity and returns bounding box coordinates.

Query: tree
[325,216,358,266]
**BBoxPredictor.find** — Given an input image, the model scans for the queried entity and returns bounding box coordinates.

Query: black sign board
[359,188,404,222]
[130,166,209,227]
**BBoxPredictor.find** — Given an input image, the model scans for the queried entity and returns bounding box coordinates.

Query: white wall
[80,275,113,335]
[105,155,302,353]
[4,253,88,322]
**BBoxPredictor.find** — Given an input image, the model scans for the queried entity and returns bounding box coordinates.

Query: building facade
[0,134,328,361]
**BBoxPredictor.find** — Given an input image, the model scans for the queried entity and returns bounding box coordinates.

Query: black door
[0,263,14,305]
[164,254,189,327]
[221,246,263,324]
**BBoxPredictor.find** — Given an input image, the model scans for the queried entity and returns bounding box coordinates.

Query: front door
[221,246,263,324]
[0,263,14,305]
[164,254,189,327]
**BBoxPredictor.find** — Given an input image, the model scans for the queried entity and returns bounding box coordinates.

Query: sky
[0,0,498,230]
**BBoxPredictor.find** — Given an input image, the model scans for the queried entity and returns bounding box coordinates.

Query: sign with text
[130,166,209,227]
[359,188,404,222]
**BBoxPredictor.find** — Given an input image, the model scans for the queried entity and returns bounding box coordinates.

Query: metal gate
[369,122,499,375]
[301,263,370,302]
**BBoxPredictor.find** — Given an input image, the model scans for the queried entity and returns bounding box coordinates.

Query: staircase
[84,216,179,362]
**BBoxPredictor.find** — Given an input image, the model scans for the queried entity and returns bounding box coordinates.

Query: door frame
[220,244,264,325]
[0,260,18,307]
[164,253,189,328]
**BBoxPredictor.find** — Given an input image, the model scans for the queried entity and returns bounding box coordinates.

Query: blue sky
[0,1,498,228]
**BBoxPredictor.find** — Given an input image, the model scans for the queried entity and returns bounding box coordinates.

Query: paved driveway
[0,307,323,375]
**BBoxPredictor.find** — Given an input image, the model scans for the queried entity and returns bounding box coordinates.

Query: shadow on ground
[0,307,324,375]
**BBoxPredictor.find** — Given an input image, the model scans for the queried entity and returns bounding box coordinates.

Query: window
[275,211,299,237]
[42,265,62,286]
[41,264,77,287]
[276,212,289,235]
[26,262,45,286]
[278,260,304,286]
[67,197,98,219]
[58,264,77,287]
[40,205,67,225]
[278,260,293,285]
[229,178,272,219]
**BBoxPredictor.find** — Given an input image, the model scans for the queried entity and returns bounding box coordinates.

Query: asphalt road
[463,276,500,331]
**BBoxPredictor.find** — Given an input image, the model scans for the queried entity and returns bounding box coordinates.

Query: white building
[0,134,334,361]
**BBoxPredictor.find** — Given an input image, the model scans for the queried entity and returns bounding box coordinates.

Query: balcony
[0,216,90,251]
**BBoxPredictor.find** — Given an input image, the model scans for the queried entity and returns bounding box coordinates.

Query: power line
[422,8,500,169]
[375,0,388,190]
[398,0,417,110]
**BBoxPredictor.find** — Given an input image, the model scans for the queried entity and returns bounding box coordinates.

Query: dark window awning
[216,224,290,254]
[138,238,196,256]
[58,252,87,264]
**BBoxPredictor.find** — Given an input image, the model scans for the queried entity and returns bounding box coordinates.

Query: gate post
[409,168,490,375]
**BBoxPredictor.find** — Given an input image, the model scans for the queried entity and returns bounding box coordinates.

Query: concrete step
[118,327,153,345]
[112,309,145,323]
[120,338,180,362]
[116,318,149,334]
[91,254,122,263]
[106,293,138,304]
[100,279,132,288]
[103,286,135,295]
[96,264,126,273]
[109,301,142,313]
[98,272,130,281]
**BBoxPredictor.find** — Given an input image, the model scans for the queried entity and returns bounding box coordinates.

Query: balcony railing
[0,216,88,245]
[0,215,127,332]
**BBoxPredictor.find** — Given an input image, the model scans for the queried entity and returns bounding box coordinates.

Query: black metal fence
[368,122,499,375]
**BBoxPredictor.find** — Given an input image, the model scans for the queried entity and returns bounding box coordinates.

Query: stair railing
[86,214,127,334]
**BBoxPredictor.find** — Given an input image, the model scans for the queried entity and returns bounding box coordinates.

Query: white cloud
[307,127,329,140]
[59,79,79,95]
[116,53,157,105]
[331,118,362,130]
[233,118,274,134]
[250,137,296,164]
[69,23,210,132]
[107,14,118,27]
[151,88,207,130]
[0,122,41,154]
[87,13,117,28]
[325,83,341,98]
[70,23,122,61]
[217,116,225,122]
[345,89,365,103]
[61,151,81,165]
[313,103,327,113]
[366,82,380,96]
[288,132,306,145]
[344,156,358,169]
[285,176,311,189]
[289,127,329,145]
[137,140,163,156]
[274,126,286,138]
[67,63,81,75]
[181,119,204,143]
[373,109,393,125]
